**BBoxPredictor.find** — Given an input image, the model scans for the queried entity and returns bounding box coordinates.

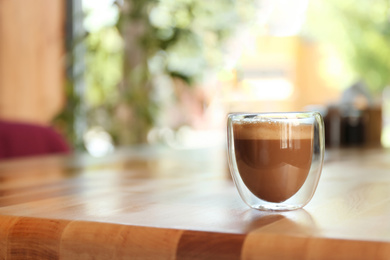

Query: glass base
[250,203,304,211]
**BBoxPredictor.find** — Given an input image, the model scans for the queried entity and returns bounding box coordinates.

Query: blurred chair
[0,120,71,160]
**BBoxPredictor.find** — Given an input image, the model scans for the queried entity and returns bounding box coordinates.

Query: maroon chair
[0,120,71,160]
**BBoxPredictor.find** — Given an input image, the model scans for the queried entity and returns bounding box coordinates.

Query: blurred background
[0,0,389,157]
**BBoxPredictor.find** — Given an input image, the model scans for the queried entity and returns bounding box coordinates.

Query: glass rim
[228,111,321,119]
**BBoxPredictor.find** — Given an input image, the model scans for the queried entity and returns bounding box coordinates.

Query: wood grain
[61,221,183,260]
[177,231,245,260]
[0,146,388,259]
[0,216,19,259]
[8,218,69,260]
[242,233,390,260]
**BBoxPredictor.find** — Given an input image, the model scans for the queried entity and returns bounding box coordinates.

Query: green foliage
[82,0,256,145]
[140,0,248,83]
[53,80,85,150]
[305,0,390,93]
[85,28,123,108]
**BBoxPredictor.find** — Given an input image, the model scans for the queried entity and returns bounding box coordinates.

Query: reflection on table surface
[0,145,389,259]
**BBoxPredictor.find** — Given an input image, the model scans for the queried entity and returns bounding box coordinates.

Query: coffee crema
[233,121,313,203]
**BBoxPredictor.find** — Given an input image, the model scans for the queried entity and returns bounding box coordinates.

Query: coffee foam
[233,121,313,140]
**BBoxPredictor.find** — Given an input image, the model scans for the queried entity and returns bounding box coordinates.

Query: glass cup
[227,112,325,211]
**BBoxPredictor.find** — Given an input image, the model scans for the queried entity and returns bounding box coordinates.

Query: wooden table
[0,145,389,259]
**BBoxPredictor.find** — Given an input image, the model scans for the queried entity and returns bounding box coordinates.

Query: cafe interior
[0,0,389,259]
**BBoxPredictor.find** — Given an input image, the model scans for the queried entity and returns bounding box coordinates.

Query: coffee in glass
[227,112,324,211]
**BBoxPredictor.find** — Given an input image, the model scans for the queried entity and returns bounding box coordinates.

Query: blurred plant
[54,79,84,150]
[304,0,390,93]
[80,0,256,146]
[54,0,86,150]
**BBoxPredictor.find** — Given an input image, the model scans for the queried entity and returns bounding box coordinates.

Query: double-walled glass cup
[227,112,325,211]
